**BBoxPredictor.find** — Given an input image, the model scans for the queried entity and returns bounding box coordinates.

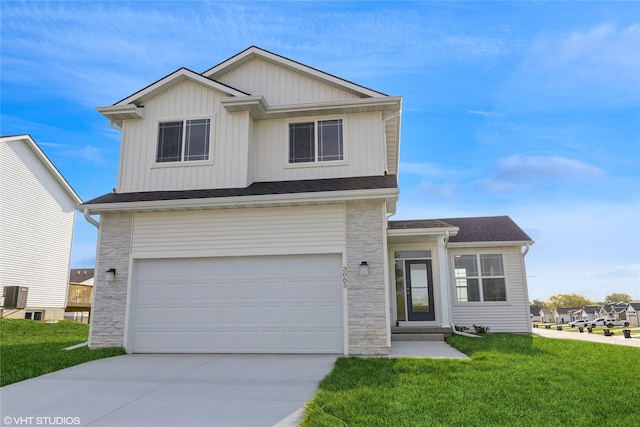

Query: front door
[405,260,435,321]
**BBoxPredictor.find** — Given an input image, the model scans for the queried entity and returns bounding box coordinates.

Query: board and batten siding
[216,57,362,105]
[253,112,385,182]
[117,80,252,193]
[0,140,76,310]
[131,205,346,258]
[448,246,530,333]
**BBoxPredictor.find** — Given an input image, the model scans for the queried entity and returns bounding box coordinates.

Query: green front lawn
[0,319,125,387]
[302,334,640,426]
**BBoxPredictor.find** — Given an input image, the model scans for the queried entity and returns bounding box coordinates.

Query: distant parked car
[568,319,589,328]
[591,318,629,328]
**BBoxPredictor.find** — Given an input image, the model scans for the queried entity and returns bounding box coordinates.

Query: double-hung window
[156,118,211,163]
[289,119,343,163]
[454,254,506,302]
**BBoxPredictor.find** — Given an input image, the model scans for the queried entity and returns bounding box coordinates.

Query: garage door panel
[130,254,343,353]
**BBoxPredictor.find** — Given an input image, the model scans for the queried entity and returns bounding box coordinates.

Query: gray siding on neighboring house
[346,201,388,355]
[90,213,133,348]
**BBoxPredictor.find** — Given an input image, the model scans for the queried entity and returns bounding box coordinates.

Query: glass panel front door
[406,260,435,321]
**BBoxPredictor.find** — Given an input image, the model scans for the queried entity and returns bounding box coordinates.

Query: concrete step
[391,326,453,336]
[391,333,445,342]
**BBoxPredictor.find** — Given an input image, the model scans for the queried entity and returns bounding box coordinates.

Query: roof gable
[203,46,387,100]
[111,68,248,107]
[0,135,82,205]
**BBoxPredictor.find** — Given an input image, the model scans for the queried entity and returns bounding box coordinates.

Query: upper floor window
[454,254,506,302]
[289,119,343,163]
[156,118,211,163]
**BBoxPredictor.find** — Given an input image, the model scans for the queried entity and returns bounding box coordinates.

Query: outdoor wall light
[105,268,116,282]
[359,261,369,276]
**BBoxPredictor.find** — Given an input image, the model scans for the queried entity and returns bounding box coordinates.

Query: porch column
[437,234,452,327]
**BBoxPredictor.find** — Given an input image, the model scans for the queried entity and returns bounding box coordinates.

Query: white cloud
[477,155,604,192]
[498,22,640,109]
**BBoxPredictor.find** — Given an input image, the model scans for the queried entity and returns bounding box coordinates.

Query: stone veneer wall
[346,201,389,355]
[89,212,132,348]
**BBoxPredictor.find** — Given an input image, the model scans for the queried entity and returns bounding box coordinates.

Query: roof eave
[221,96,402,120]
[387,227,459,237]
[448,240,535,248]
[80,187,400,214]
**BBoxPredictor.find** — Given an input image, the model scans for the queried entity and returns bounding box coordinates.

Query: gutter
[442,230,483,339]
[83,209,100,228]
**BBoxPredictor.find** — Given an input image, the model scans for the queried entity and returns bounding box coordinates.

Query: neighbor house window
[289,119,343,163]
[156,118,211,162]
[454,254,506,302]
[25,311,44,321]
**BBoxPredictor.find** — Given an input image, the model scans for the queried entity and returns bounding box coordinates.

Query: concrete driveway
[0,354,338,427]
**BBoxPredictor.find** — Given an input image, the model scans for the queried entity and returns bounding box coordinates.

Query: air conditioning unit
[3,286,28,309]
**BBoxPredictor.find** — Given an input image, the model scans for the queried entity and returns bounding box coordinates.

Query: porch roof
[388,215,533,245]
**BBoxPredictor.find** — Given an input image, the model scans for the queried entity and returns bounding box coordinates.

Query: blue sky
[1,1,638,302]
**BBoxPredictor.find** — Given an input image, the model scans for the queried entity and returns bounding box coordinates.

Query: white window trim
[452,253,509,304]
[152,115,215,167]
[284,116,348,168]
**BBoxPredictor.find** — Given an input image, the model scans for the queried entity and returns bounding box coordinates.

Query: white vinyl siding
[254,112,384,181]
[0,140,76,310]
[131,205,346,258]
[215,57,361,105]
[449,246,530,333]
[118,80,252,192]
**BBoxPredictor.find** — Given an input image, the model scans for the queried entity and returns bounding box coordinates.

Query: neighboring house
[568,308,582,322]
[530,306,542,322]
[539,308,555,323]
[64,268,94,323]
[554,308,576,324]
[626,302,640,327]
[0,135,82,321]
[80,46,534,355]
[579,305,601,321]
[608,303,628,320]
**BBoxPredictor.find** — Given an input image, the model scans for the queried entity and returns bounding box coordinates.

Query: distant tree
[546,293,592,309]
[603,293,632,304]
[531,299,546,308]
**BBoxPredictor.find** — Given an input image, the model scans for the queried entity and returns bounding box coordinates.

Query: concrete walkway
[388,340,470,359]
[533,327,640,347]
[0,354,337,427]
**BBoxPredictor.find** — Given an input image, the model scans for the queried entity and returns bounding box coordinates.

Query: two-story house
[81,46,533,355]
[1,135,82,321]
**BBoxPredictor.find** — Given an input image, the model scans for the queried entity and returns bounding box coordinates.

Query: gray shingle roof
[82,175,398,206]
[444,216,532,243]
[69,268,94,283]
[388,215,532,243]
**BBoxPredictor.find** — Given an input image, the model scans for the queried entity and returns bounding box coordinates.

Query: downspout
[84,209,100,228]
[443,230,482,338]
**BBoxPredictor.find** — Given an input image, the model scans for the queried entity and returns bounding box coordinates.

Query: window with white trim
[156,118,211,162]
[454,254,506,302]
[289,119,343,163]
[25,311,44,321]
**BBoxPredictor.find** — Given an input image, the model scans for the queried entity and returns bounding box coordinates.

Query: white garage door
[129,254,343,353]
